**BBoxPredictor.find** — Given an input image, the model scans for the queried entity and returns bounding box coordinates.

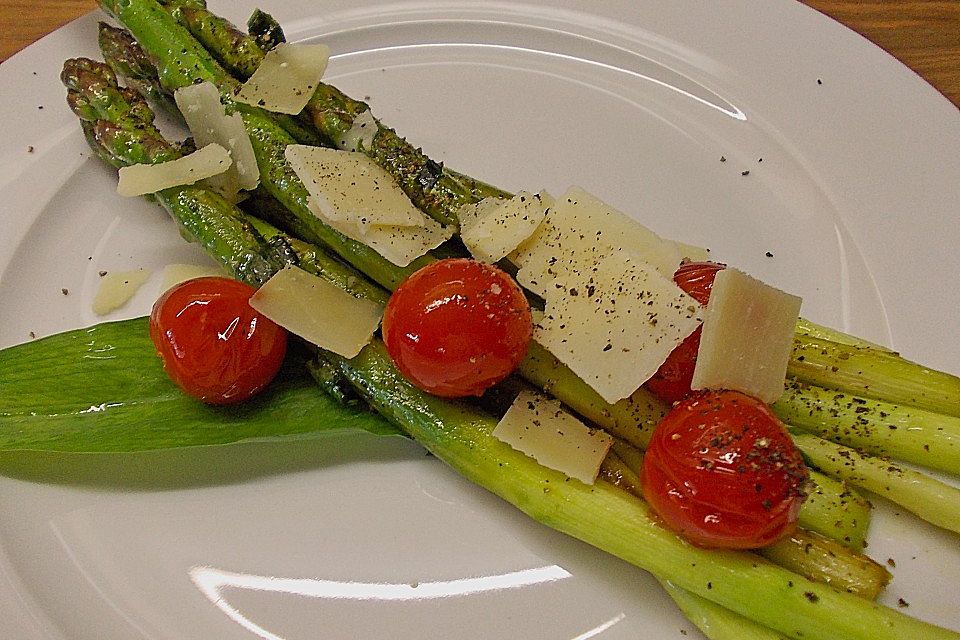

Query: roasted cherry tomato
[149,277,287,405]
[382,258,532,398]
[646,261,725,403]
[640,389,808,549]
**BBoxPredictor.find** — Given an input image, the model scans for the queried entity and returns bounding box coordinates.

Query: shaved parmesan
[117,144,232,197]
[691,268,802,403]
[493,389,612,484]
[511,186,685,296]
[235,42,329,114]
[458,192,549,263]
[249,265,383,358]
[285,145,452,266]
[335,109,378,152]
[92,269,151,316]
[174,81,259,198]
[535,253,702,404]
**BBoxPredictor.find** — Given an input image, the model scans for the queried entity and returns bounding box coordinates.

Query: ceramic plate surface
[0,1,958,638]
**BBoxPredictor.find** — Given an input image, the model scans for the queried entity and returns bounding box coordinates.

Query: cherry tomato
[382,258,532,398]
[640,389,808,549]
[149,277,287,405]
[646,261,725,403]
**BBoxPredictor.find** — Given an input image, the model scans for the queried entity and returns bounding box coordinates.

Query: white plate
[1,1,958,638]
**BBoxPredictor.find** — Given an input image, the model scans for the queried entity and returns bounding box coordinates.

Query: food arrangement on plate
[1,1,958,638]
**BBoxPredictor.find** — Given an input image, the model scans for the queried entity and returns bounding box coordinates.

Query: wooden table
[1,0,958,107]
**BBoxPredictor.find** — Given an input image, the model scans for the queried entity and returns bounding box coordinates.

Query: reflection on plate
[0,1,958,638]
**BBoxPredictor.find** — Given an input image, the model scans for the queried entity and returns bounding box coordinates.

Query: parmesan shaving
[458,192,549,263]
[174,81,259,198]
[116,144,232,197]
[691,268,802,403]
[535,252,702,404]
[511,186,685,296]
[285,145,452,266]
[249,265,383,358]
[92,269,151,316]
[335,109,378,152]
[234,42,330,114]
[493,389,612,484]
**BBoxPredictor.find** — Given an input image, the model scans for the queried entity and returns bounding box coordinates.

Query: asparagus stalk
[660,578,789,640]
[789,334,960,418]
[795,318,894,353]
[775,381,960,476]
[798,472,871,551]
[792,432,960,534]
[97,21,180,116]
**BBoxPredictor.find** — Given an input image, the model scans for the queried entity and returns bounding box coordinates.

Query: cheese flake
[116,144,232,197]
[249,265,383,358]
[285,145,452,266]
[691,268,802,403]
[235,42,329,114]
[458,191,549,263]
[511,186,685,296]
[493,389,612,484]
[174,81,259,197]
[335,109,378,152]
[92,269,151,316]
[535,252,702,404]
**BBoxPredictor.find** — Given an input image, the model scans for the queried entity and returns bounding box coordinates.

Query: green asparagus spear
[775,381,960,476]
[789,334,960,418]
[97,21,181,116]
[795,318,894,353]
[792,431,960,534]
[660,578,790,640]
[177,4,266,79]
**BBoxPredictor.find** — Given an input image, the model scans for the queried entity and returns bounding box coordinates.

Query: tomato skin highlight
[646,261,725,404]
[382,258,532,398]
[149,277,287,405]
[640,389,808,549]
